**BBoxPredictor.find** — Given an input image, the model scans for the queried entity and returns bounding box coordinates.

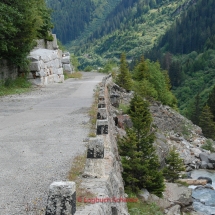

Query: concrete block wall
[45,75,128,215]
[75,74,128,215]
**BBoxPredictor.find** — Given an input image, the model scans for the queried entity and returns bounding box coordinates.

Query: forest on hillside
[73,0,191,69]
[46,0,122,45]
[145,0,215,135]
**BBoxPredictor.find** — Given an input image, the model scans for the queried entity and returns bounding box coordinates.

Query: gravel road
[0,72,105,215]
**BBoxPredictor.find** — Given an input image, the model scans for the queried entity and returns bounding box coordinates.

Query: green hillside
[69,0,191,69]
[147,0,215,123]
[46,0,122,44]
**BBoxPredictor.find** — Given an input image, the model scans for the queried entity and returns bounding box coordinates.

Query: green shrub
[201,139,215,152]
[118,103,129,114]
[0,77,31,96]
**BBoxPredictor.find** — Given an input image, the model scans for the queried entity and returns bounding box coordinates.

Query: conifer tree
[199,105,215,139]
[133,56,148,81]
[163,147,185,182]
[118,94,165,196]
[208,86,215,120]
[190,93,201,125]
[116,52,132,91]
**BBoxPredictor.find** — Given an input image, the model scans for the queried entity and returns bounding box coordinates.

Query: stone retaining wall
[45,75,128,215]
[0,60,18,80]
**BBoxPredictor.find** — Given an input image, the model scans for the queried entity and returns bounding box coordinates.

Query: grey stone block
[98,103,106,108]
[99,94,105,101]
[97,120,108,135]
[87,138,104,158]
[63,64,72,72]
[97,108,107,120]
[47,34,58,50]
[110,93,120,108]
[61,56,70,64]
[45,181,76,215]
[29,61,41,71]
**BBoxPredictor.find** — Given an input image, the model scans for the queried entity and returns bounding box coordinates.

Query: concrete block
[97,120,108,135]
[28,55,41,62]
[99,92,105,101]
[29,61,41,72]
[57,68,63,75]
[57,49,62,59]
[87,138,104,159]
[54,74,64,83]
[63,64,72,72]
[47,34,58,50]
[83,159,105,178]
[110,93,120,108]
[36,69,46,77]
[45,181,76,215]
[97,108,107,120]
[98,103,106,108]
[61,56,70,64]
[36,39,46,49]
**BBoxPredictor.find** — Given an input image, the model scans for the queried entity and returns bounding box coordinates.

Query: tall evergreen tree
[190,93,201,125]
[133,56,148,81]
[199,105,215,139]
[163,147,185,182]
[168,60,183,87]
[118,94,165,196]
[116,52,132,91]
[208,86,215,120]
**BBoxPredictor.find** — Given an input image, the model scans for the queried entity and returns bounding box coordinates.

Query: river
[190,170,215,215]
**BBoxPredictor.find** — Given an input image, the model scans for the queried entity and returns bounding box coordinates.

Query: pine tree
[163,147,185,182]
[116,52,132,91]
[190,93,201,125]
[208,86,215,120]
[118,94,165,196]
[199,105,215,139]
[133,56,148,81]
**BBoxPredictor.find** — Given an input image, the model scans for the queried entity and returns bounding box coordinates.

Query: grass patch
[0,77,31,96]
[175,180,189,187]
[88,87,99,137]
[118,103,129,114]
[64,72,82,80]
[68,153,95,207]
[201,139,215,152]
[127,193,164,215]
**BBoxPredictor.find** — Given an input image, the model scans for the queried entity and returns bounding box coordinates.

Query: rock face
[28,35,73,85]
[141,183,193,214]
[208,153,215,163]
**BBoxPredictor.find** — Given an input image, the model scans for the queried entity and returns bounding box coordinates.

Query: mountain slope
[146,0,215,121]
[46,0,122,44]
[69,0,191,69]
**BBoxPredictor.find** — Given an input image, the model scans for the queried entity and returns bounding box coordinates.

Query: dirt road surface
[0,72,105,215]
